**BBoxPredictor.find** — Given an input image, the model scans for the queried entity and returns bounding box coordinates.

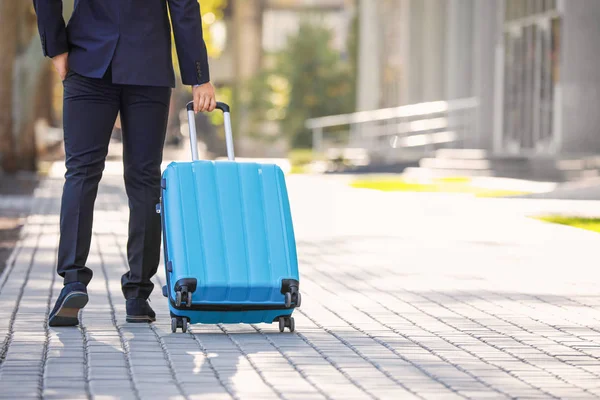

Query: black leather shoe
[126,298,156,323]
[49,282,88,327]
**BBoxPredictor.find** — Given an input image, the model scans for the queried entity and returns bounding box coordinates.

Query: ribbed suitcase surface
[161,160,300,326]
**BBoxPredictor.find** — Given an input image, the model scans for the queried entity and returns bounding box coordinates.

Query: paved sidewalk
[2,168,600,399]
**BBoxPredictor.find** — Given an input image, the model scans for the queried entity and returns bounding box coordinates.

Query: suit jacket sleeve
[167,0,211,86]
[32,0,69,58]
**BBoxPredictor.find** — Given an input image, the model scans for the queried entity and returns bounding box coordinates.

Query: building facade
[357,0,600,159]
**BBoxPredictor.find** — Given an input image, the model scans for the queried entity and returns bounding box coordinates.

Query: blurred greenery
[288,148,320,174]
[171,0,228,128]
[281,21,356,148]
[289,148,317,166]
[534,216,600,234]
[245,18,358,149]
[349,176,531,198]
[171,0,227,80]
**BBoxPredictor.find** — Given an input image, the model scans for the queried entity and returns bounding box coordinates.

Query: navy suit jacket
[33,0,210,88]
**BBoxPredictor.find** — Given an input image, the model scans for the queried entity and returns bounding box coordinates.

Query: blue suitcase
[159,102,301,333]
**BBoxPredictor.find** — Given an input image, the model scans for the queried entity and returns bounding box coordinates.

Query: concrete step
[557,157,600,170]
[416,150,600,182]
[420,157,492,170]
[402,167,494,179]
[562,169,600,180]
[405,165,600,182]
[419,157,531,171]
[434,148,489,160]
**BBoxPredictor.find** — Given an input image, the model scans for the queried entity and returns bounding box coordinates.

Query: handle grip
[186,101,230,113]
[185,101,234,161]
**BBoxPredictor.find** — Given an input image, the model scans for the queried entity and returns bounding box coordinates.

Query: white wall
[356,0,381,111]
[559,0,600,154]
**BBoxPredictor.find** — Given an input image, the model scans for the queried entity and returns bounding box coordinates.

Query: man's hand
[193,82,216,113]
[52,52,69,81]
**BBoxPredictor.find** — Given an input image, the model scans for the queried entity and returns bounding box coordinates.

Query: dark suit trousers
[58,69,171,299]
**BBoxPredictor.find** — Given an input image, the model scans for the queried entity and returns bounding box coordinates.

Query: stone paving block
[46,349,86,359]
[132,375,178,385]
[0,391,42,400]
[43,372,86,382]
[45,357,86,366]
[90,390,138,400]
[188,393,234,400]
[42,388,89,400]
[87,345,125,354]
[86,340,122,348]
[89,379,133,390]
[0,396,39,400]
[128,352,166,360]
[89,366,130,380]
[0,380,40,392]
[2,351,43,361]
[87,356,127,367]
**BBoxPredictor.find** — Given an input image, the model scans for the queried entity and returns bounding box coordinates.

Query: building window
[502,0,560,153]
[505,0,556,21]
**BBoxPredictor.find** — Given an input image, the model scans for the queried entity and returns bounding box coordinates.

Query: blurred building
[346,0,600,179]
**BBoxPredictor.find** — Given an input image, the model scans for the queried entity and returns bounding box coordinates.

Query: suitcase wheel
[284,291,302,308]
[175,286,193,308]
[171,317,188,333]
[278,316,295,333]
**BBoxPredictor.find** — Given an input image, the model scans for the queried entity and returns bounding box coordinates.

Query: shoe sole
[125,315,156,323]
[48,291,89,327]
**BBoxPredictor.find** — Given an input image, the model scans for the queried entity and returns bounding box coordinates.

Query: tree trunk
[37,60,55,126]
[13,34,47,172]
[233,0,264,155]
[12,2,58,171]
[0,1,73,173]
[0,0,19,173]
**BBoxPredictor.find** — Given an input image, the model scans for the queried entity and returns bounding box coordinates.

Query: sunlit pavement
[2,163,600,399]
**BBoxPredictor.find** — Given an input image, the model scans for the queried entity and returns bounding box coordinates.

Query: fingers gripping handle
[185,101,230,113]
[185,101,234,161]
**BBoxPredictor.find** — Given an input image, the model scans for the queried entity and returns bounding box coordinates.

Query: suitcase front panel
[260,166,297,283]
[238,164,276,302]
[276,167,299,276]
[162,160,299,307]
[193,162,238,301]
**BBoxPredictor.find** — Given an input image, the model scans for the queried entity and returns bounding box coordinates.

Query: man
[33,0,217,326]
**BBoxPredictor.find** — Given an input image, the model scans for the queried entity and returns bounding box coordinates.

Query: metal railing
[305,97,478,166]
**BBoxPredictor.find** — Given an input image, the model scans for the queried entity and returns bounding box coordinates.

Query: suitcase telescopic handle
[185,101,234,162]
